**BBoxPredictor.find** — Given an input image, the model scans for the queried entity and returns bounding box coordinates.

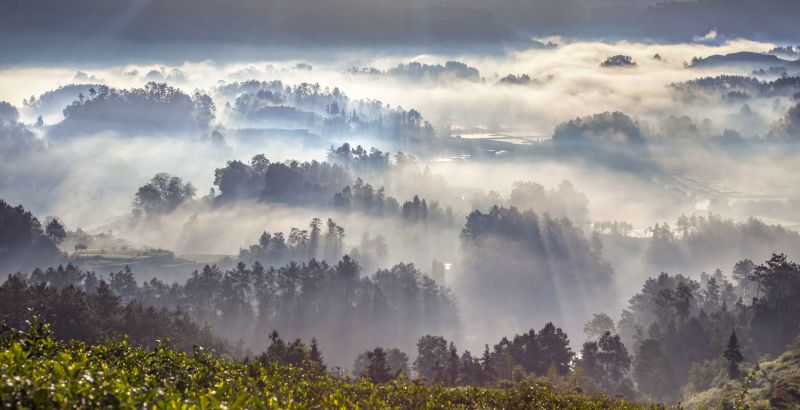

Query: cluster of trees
[768,45,800,58]
[0,200,63,273]
[354,322,575,387]
[459,206,614,341]
[221,79,436,146]
[211,153,450,225]
[553,111,644,147]
[593,220,634,236]
[601,55,636,67]
[578,331,634,396]
[0,270,228,353]
[332,178,399,216]
[9,254,781,404]
[609,253,800,401]
[400,195,450,224]
[52,82,215,136]
[212,154,350,204]
[238,218,346,267]
[645,214,800,273]
[10,256,459,368]
[255,330,326,374]
[470,180,590,226]
[132,173,196,217]
[221,80,349,119]
[770,103,800,141]
[673,74,800,101]
[330,180,452,225]
[350,61,481,82]
[498,74,534,85]
[549,111,658,173]
[231,87,322,128]
[326,143,390,174]
[352,347,410,381]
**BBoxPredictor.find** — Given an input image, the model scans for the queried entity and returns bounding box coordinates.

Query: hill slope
[684,349,800,409]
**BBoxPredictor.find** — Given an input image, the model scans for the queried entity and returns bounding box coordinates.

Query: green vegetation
[683,349,800,409]
[0,321,651,409]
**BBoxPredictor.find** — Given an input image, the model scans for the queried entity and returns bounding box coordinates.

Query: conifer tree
[723,330,744,379]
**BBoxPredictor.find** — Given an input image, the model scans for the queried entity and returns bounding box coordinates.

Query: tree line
[3,255,459,369]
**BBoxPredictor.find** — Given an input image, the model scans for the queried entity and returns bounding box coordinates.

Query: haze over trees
[3,1,800,407]
[132,173,196,217]
[459,206,614,341]
[51,82,214,137]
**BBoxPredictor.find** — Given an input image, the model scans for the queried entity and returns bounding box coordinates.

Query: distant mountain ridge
[690,52,800,69]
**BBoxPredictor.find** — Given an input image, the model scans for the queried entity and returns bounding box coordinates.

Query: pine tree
[480,344,496,386]
[366,348,393,384]
[446,342,460,386]
[723,330,744,379]
[309,338,326,371]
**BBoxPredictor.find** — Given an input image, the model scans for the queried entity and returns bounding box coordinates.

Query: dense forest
[4,190,800,407]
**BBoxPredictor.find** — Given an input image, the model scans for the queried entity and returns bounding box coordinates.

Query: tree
[256,330,321,372]
[458,351,482,385]
[364,348,393,383]
[309,338,326,372]
[0,200,62,273]
[45,218,67,245]
[584,313,616,341]
[633,338,676,401]
[723,330,744,379]
[537,323,574,375]
[732,259,756,300]
[581,331,632,393]
[354,347,409,380]
[414,335,450,383]
[133,173,195,216]
[480,344,496,385]
[109,265,138,302]
[445,342,460,386]
[385,348,410,378]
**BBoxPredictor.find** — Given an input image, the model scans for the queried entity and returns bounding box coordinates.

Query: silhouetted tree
[723,330,744,379]
[365,348,393,383]
[580,331,632,393]
[45,219,66,245]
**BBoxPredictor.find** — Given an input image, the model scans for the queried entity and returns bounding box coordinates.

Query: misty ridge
[3,0,800,408]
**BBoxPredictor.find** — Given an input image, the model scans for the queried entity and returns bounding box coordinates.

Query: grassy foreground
[0,322,651,409]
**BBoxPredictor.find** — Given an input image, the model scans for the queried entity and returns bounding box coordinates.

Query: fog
[2,14,800,400]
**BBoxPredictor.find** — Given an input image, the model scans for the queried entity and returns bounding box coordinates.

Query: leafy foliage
[132,173,196,216]
[0,321,651,409]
